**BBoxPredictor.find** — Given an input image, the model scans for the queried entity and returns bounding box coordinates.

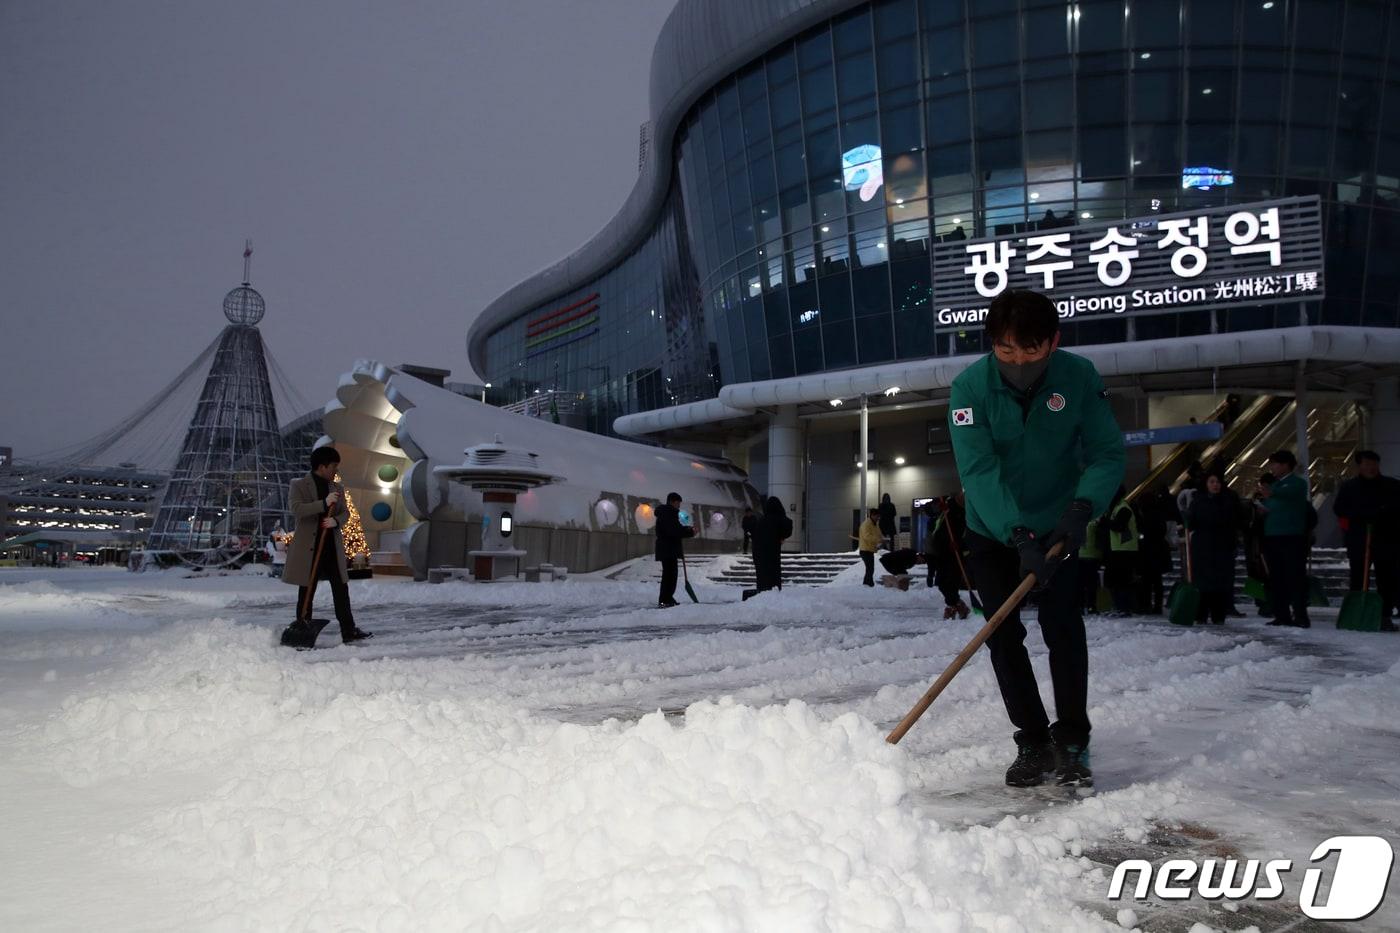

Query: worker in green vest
[949,289,1126,791]
[1103,487,1139,616]
[1256,449,1312,627]
[1078,516,1103,615]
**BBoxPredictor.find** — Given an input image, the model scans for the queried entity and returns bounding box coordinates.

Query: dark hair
[985,289,1059,349]
[1267,450,1297,468]
[1355,450,1381,464]
[1258,472,1275,486]
[868,508,880,518]
[666,492,682,504]
[309,446,341,469]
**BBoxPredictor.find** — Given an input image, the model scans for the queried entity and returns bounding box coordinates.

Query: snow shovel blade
[280,618,331,649]
[1337,591,1382,632]
[1167,582,1199,627]
[1243,577,1268,602]
[969,591,985,617]
[680,555,699,604]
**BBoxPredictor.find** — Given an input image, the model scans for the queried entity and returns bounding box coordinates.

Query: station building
[470,0,1400,552]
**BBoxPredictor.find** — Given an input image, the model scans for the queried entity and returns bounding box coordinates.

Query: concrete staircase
[1162,546,1351,603]
[711,552,863,588]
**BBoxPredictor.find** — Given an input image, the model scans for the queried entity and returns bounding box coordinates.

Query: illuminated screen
[842,144,884,202]
[1181,166,1234,190]
[499,511,513,536]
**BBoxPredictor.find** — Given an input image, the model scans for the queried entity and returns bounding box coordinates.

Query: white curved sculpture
[320,361,759,579]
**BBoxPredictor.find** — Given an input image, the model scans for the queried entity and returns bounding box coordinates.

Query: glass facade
[481,0,1400,422]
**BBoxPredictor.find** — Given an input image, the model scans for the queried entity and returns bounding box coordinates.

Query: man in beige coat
[280,446,371,647]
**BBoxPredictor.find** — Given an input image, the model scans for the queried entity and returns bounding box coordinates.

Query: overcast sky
[0,0,677,458]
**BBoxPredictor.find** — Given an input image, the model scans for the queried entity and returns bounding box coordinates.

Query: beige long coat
[281,474,349,587]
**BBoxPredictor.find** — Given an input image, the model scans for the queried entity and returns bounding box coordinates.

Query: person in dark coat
[280,446,372,646]
[654,492,694,608]
[1187,472,1239,625]
[1333,450,1400,630]
[740,506,756,555]
[747,496,793,597]
[878,493,898,549]
[927,495,972,619]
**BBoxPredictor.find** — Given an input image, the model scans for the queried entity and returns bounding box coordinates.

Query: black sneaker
[340,625,373,644]
[1005,731,1057,787]
[1054,741,1093,788]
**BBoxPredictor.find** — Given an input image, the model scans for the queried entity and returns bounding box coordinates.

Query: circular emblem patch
[1047,393,1066,412]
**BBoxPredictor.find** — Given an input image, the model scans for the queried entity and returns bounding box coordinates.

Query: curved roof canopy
[466,0,864,375]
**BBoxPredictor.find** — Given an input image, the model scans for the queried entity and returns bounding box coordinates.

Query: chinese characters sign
[930,196,1324,327]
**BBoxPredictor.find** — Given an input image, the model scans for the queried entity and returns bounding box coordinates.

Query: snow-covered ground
[1,565,1396,931]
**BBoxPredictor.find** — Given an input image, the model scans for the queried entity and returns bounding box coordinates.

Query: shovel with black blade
[681,553,699,604]
[280,497,335,649]
[1338,526,1383,632]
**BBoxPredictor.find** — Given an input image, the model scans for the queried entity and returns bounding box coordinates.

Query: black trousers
[1077,559,1101,613]
[658,557,679,603]
[1346,536,1399,618]
[295,541,355,631]
[1137,569,1165,615]
[1262,535,1310,624]
[1198,589,1230,624]
[966,532,1090,747]
[860,550,875,585]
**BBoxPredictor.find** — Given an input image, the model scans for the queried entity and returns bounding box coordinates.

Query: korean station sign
[931,196,1324,327]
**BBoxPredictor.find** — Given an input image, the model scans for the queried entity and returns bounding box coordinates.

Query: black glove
[1045,499,1094,554]
[1011,526,1056,588]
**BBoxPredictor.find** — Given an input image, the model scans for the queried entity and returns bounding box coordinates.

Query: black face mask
[997,355,1051,392]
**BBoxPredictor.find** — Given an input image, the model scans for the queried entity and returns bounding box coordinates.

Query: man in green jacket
[1256,449,1312,627]
[948,290,1125,789]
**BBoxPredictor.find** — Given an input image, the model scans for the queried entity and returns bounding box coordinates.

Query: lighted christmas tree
[281,478,369,563]
[340,485,369,560]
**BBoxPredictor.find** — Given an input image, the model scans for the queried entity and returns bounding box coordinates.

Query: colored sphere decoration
[593,498,620,527]
[370,502,392,522]
[377,464,400,483]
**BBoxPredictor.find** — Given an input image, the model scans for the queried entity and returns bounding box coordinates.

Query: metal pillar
[859,393,869,512]
[769,405,804,552]
[1294,364,1311,483]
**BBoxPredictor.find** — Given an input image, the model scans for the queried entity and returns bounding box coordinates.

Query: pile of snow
[2,570,1398,930]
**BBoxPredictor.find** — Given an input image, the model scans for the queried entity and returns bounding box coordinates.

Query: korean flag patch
[952,407,975,426]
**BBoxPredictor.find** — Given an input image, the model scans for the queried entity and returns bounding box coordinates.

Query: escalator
[1126,395,1290,504]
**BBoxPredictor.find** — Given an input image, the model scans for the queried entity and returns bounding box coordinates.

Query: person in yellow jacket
[857,508,883,587]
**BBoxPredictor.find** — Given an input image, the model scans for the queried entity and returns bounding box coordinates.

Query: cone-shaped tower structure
[146,242,298,553]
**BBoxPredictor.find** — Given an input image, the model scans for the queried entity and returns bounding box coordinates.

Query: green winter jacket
[1262,472,1309,536]
[949,349,1126,545]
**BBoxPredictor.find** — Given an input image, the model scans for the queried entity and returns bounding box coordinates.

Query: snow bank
[14,619,1157,931]
[4,570,1399,930]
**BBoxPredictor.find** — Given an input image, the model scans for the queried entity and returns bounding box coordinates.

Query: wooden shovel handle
[886,541,1065,744]
[299,490,335,620]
